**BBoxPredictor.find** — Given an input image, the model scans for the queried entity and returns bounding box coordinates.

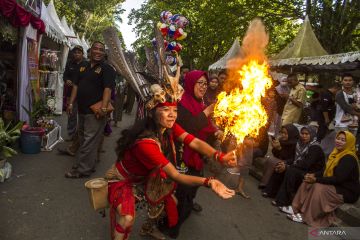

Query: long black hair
[116,109,161,160]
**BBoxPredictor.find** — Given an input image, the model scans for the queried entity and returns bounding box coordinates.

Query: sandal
[287,213,303,223]
[279,206,294,215]
[140,225,165,240]
[64,170,89,179]
[236,190,251,199]
[57,147,76,156]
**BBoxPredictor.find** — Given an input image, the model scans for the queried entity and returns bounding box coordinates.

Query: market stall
[269,51,360,79]
[0,0,45,124]
[41,0,71,115]
[269,16,329,86]
[0,18,18,124]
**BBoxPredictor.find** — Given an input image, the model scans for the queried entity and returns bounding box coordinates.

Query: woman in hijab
[204,75,220,106]
[260,124,299,191]
[171,70,221,238]
[288,131,360,227]
[274,126,325,213]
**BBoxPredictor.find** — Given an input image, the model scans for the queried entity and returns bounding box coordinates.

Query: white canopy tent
[46,0,70,46]
[81,35,90,52]
[68,26,82,47]
[61,16,89,55]
[40,1,67,44]
[60,16,76,39]
[208,38,243,71]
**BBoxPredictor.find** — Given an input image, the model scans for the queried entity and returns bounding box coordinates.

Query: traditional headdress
[102,21,185,116]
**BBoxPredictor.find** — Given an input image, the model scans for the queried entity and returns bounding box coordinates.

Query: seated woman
[288,131,360,227]
[260,124,299,193]
[274,126,325,212]
[106,87,237,240]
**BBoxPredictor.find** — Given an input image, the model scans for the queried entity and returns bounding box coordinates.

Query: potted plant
[0,118,23,168]
[22,99,50,127]
[21,100,49,154]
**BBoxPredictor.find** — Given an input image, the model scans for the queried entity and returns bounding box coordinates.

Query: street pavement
[0,110,308,240]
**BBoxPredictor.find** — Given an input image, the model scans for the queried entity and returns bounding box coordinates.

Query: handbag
[90,101,114,114]
[84,178,109,211]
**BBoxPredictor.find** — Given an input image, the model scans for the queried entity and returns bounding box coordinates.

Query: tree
[129,0,304,69]
[129,0,359,69]
[306,0,360,53]
[43,0,125,44]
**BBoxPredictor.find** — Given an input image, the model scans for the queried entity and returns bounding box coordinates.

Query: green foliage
[43,0,126,44]
[129,0,359,69]
[22,100,50,127]
[0,118,23,159]
[306,0,360,53]
[129,0,304,69]
[0,18,18,45]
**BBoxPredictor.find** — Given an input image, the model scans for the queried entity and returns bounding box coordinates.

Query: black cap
[72,45,84,53]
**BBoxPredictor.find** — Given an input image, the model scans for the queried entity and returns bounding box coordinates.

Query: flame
[214,60,272,144]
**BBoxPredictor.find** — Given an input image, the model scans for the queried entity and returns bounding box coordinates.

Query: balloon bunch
[152,11,189,66]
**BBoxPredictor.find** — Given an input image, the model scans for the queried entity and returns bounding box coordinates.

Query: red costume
[108,123,195,238]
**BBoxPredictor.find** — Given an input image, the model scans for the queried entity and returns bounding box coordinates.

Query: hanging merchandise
[27,38,40,102]
[39,49,60,71]
[37,48,60,115]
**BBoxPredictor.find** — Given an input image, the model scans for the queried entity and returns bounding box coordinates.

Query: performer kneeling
[105,98,236,240]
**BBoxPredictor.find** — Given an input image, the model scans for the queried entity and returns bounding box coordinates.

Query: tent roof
[81,35,90,50]
[46,0,70,45]
[208,38,243,70]
[68,25,82,46]
[40,1,67,44]
[60,16,76,38]
[273,16,328,60]
[269,51,360,76]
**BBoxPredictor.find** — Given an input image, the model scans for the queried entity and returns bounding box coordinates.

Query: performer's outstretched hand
[222,151,237,167]
[210,179,235,199]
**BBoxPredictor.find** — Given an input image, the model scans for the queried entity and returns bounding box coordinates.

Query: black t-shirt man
[63,60,87,97]
[73,61,116,114]
[320,89,336,123]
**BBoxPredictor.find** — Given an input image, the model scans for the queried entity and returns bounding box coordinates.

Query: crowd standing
[60,41,359,240]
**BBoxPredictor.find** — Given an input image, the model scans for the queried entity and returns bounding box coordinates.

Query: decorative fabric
[324,131,359,177]
[108,180,135,240]
[0,0,45,33]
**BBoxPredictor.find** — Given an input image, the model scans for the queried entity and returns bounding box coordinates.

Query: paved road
[0,111,308,240]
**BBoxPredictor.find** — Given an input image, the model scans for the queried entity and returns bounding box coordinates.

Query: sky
[118,0,146,50]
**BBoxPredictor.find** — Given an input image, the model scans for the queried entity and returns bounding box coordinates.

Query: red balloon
[173,28,184,40]
[160,23,168,36]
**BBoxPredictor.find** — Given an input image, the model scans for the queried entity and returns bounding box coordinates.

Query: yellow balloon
[176,32,187,40]
[157,22,162,29]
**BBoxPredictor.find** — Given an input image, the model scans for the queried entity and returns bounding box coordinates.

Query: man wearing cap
[63,45,85,142]
[65,41,116,178]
